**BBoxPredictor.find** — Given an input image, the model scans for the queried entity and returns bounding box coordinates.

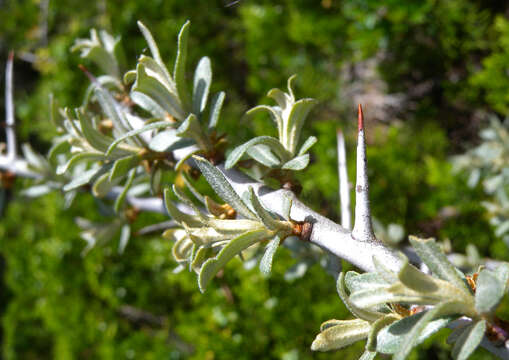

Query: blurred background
[1,0,509,358]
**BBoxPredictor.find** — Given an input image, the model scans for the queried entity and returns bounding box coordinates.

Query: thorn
[358,104,364,132]
[78,64,98,84]
[8,50,14,62]
[352,105,375,242]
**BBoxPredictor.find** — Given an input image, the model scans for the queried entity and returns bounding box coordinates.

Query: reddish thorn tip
[78,64,96,83]
[357,104,364,131]
[8,51,14,61]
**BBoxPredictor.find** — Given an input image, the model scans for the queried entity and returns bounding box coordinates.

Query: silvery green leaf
[150,165,162,195]
[366,314,400,351]
[193,156,257,220]
[397,255,440,293]
[372,256,399,283]
[345,271,389,294]
[447,322,469,345]
[246,144,281,167]
[310,319,371,352]
[47,139,70,168]
[163,188,203,227]
[191,246,213,273]
[298,136,317,156]
[248,186,281,230]
[208,91,225,130]
[409,236,470,295]
[148,129,194,152]
[22,143,49,171]
[172,185,206,220]
[94,87,131,135]
[260,236,281,275]
[349,282,443,309]
[118,224,131,254]
[171,232,194,263]
[106,120,174,155]
[285,98,318,154]
[132,62,185,120]
[282,154,310,171]
[246,105,283,140]
[393,301,461,360]
[198,229,267,292]
[281,195,292,220]
[175,149,199,171]
[176,114,211,152]
[82,75,123,106]
[337,272,383,322]
[376,310,453,355]
[174,20,191,111]
[225,136,291,169]
[206,218,263,235]
[494,263,509,293]
[359,351,376,360]
[57,152,105,175]
[192,56,212,115]
[114,168,136,213]
[92,172,117,197]
[72,29,120,78]
[451,320,486,360]
[109,155,139,181]
[475,269,504,314]
[137,21,172,82]
[123,70,136,85]
[182,173,205,204]
[63,167,102,191]
[76,110,114,152]
[21,184,53,198]
[130,91,167,119]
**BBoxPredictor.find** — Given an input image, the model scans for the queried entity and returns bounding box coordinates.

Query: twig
[337,129,351,230]
[5,51,17,162]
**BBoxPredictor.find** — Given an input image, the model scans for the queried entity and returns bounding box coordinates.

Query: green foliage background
[1,0,509,358]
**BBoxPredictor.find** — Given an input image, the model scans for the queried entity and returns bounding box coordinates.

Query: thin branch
[5,51,17,162]
[337,129,351,230]
[352,104,376,242]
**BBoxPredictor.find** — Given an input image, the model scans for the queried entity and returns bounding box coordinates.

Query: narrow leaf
[174,20,191,110]
[298,136,317,156]
[475,269,505,314]
[208,91,225,130]
[109,155,139,181]
[377,311,453,354]
[259,236,281,275]
[248,186,281,230]
[192,56,212,115]
[393,302,461,360]
[148,129,194,152]
[409,236,470,295]
[366,314,400,351]
[118,224,131,254]
[114,168,136,213]
[281,154,310,171]
[246,144,281,167]
[106,121,173,155]
[311,319,371,352]
[193,156,257,220]
[451,320,486,360]
[199,229,267,292]
[225,136,291,169]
